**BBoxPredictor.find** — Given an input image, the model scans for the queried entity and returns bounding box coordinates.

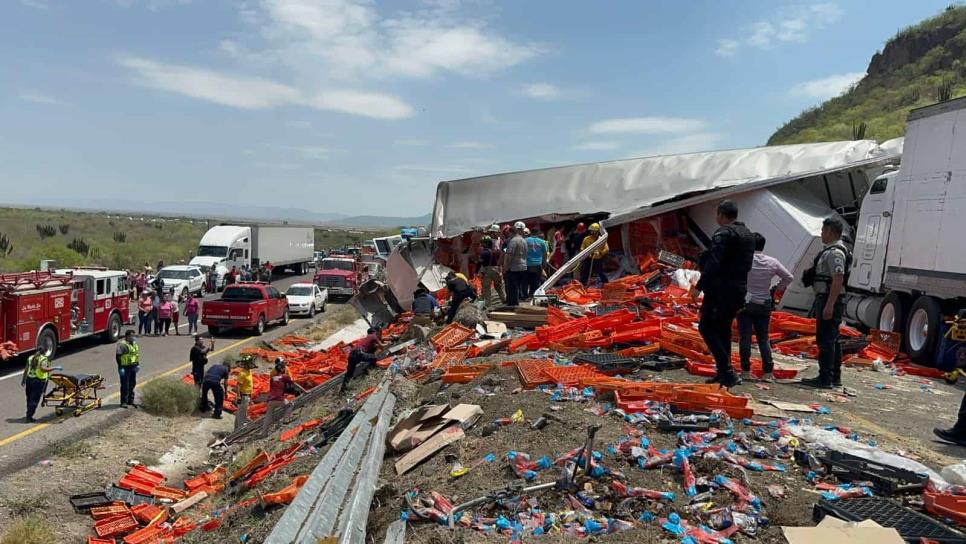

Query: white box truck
[845,97,966,363]
[189,225,314,288]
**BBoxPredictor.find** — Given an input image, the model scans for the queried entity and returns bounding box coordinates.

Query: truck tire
[208,326,220,336]
[281,309,290,326]
[308,305,316,318]
[906,295,943,364]
[101,312,122,343]
[36,327,57,360]
[255,315,266,336]
[878,291,911,335]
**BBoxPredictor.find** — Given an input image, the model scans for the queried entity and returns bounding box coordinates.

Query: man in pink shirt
[738,233,793,381]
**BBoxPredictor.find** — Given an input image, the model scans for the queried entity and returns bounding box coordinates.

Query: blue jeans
[187,315,198,335]
[738,301,774,373]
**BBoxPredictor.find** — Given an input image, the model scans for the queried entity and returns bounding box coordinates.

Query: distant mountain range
[1,197,431,229]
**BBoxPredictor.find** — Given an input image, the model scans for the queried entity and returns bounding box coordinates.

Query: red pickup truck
[202,282,289,336]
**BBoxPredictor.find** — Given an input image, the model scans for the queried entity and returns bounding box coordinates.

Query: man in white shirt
[739,233,793,382]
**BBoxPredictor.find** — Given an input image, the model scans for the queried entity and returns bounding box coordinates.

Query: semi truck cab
[189,226,251,289]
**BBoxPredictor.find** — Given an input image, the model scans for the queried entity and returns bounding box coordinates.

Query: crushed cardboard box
[387,403,482,453]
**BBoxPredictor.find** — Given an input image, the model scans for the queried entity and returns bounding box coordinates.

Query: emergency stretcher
[42,373,104,417]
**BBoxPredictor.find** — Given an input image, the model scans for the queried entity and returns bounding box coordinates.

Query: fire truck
[0,268,130,360]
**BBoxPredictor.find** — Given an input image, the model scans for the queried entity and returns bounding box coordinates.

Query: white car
[156,265,206,299]
[285,283,328,317]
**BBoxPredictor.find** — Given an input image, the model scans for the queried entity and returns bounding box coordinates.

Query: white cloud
[117,55,414,119]
[715,39,739,58]
[588,116,706,135]
[448,141,492,149]
[523,83,560,100]
[633,133,725,158]
[394,139,430,146]
[716,3,843,55]
[249,0,541,81]
[18,0,48,9]
[790,72,864,100]
[293,146,342,159]
[572,141,621,151]
[19,90,63,104]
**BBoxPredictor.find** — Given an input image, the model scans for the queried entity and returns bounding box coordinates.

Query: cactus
[938,78,953,102]
[0,232,12,257]
[36,223,57,239]
[113,231,127,243]
[58,224,69,235]
[67,238,90,256]
[851,121,867,140]
[154,223,163,230]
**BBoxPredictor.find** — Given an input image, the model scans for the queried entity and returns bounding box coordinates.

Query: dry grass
[0,515,56,544]
[305,306,360,342]
[51,439,94,460]
[2,495,48,518]
[140,377,198,417]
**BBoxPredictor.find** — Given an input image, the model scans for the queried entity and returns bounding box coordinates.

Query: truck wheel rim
[41,335,54,356]
[879,304,896,331]
[909,308,929,352]
[111,317,120,338]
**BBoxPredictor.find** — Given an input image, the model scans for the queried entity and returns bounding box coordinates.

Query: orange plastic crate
[924,489,966,526]
[431,323,474,349]
[91,504,132,520]
[117,475,157,496]
[441,364,493,384]
[129,465,165,485]
[150,486,187,501]
[540,365,605,387]
[89,538,115,544]
[123,524,165,544]
[94,515,138,538]
[514,358,556,389]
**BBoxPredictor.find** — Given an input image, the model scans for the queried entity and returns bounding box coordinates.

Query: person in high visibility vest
[21,351,55,423]
[116,330,141,407]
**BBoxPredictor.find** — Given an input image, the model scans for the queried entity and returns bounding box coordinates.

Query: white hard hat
[488,224,500,233]
[513,221,526,230]
[523,227,531,235]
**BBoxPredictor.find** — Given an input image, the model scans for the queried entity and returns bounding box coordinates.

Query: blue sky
[1,0,953,216]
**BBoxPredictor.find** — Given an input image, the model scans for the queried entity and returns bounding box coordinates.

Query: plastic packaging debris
[674,449,697,497]
[941,461,966,487]
[611,480,676,501]
[713,475,762,510]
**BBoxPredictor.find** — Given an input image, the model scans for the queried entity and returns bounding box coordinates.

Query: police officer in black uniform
[693,200,756,388]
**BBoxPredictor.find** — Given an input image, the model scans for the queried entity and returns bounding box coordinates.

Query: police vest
[119,341,140,366]
[26,353,49,380]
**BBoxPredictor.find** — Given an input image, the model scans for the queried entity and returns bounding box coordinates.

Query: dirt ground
[1,317,964,543]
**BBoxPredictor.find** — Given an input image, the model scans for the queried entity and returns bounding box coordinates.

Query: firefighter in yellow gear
[116,330,141,407]
[580,223,610,286]
[21,351,54,422]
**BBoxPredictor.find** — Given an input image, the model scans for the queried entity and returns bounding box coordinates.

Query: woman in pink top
[551,229,565,268]
[137,292,153,335]
[184,293,200,335]
[158,296,174,336]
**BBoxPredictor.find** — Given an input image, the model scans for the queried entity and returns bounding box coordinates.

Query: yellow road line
[0,336,254,449]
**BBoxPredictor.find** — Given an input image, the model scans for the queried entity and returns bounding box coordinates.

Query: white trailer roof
[431,140,900,238]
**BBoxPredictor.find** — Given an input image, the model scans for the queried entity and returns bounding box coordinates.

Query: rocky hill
[768,5,966,145]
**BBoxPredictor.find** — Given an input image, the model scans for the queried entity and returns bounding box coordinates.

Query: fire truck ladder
[0,271,72,292]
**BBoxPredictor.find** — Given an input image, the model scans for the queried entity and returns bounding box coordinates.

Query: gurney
[42,373,104,417]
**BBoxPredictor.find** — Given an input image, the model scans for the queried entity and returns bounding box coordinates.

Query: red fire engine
[0,268,130,360]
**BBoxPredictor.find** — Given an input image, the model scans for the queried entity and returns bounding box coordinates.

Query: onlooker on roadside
[567,223,588,262]
[158,295,174,336]
[156,259,165,273]
[207,267,218,293]
[189,334,213,386]
[185,293,200,335]
[227,266,237,285]
[525,229,549,299]
[738,233,793,382]
[135,272,146,299]
[127,270,136,300]
[551,228,566,269]
[265,261,274,282]
[504,222,529,307]
[172,290,184,336]
[150,290,161,336]
[199,358,231,419]
[137,291,153,335]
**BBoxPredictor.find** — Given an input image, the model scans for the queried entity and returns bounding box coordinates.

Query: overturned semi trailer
[430,139,902,315]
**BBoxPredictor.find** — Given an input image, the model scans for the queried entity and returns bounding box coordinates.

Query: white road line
[0,371,23,382]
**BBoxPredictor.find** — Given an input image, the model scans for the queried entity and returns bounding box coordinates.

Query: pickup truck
[202,282,289,336]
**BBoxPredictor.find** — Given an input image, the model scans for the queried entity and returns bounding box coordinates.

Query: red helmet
[576,223,586,233]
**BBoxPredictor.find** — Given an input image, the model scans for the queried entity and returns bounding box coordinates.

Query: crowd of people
[434,220,612,313]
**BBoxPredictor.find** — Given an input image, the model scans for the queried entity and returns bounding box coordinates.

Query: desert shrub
[140,377,198,417]
[0,515,55,544]
[58,224,69,235]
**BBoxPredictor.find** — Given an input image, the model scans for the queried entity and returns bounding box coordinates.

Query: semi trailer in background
[189,225,314,289]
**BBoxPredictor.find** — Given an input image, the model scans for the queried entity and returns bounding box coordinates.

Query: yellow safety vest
[27,353,49,380]
[119,341,140,366]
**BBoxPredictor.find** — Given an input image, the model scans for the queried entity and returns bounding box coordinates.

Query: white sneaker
[760,373,775,383]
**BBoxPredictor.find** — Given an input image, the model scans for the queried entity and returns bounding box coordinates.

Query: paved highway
[0,271,343,470]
